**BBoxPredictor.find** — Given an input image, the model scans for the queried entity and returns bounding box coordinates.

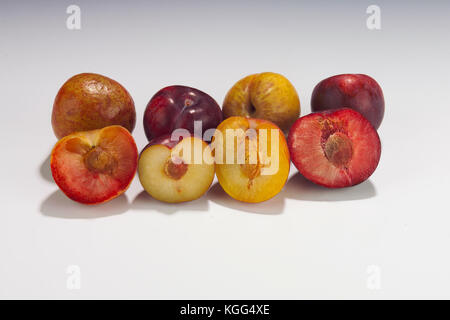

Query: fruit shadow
[132,191,209,214]
[207,183,285,215]
[40,190,129,219]
[40,153,53,183]
[283,172,376,201]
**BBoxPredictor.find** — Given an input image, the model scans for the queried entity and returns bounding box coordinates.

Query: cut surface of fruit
[214,116,290,203]
[51,125,138,204]
[138,136,215,203]
[288,108,381,188]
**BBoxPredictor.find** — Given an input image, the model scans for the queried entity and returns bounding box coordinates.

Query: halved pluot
[288,108,381,188]
[214,116,290,203]
[138,135,215,203]
[51,125,138,204]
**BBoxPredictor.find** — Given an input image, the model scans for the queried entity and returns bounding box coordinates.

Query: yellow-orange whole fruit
[222,72,300,133]
[52,73,136,139]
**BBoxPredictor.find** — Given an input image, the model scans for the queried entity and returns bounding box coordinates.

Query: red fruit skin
[139,134,181,161]
[288,108,381,188]
[139,133,204,160]
[311,74,384,129]
[145,133,180,149]
[143,85,223,141]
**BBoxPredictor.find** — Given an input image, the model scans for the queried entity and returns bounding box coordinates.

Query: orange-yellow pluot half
[214,116,290,203]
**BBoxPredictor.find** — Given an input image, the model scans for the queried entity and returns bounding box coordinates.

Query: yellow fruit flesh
[138,138,215,203]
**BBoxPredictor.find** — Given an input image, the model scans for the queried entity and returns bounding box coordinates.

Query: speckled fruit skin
[52,73,136,139]
[143,85,223,141]
[222,72,300,133]
[311,74,384,129]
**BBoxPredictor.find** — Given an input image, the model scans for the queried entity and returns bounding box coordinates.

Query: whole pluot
[52,73,136,139]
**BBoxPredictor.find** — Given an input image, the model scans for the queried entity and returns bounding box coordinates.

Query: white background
[1,0,450,299]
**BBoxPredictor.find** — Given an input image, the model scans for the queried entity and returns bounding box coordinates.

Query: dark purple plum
[143,85,223,141]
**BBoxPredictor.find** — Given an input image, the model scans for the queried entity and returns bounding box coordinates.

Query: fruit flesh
[51,125,138,204]
[143,85,223,141]
[214,116,290,203]
[138,137,215,203]
[52,73,136,139]
[288,109,381,188]
[311,74,384,129]
[222,72,300,133]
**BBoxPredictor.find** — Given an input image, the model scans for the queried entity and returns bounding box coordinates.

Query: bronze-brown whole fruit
[52,73,136,139]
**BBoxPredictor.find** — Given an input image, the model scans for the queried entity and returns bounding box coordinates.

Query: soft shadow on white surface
[40,153,53,183]
[207,183,285,215]
[40,190,129,219]
[39,174,376,219]
[283,173,376,202]
[132,191,209,214]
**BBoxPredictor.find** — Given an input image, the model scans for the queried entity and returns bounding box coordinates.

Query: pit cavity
[323,132,353,168]
[165,157,188,180]
[84,146,117,174]
[239,136,264,188]
[241,163,262,180]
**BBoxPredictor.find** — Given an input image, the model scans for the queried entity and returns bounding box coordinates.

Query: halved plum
[288,108,381,188]
[50,125,138,204]
[138,135,215,203]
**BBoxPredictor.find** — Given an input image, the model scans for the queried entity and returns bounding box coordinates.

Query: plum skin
[143,85,223,141]
[311,74,384,129]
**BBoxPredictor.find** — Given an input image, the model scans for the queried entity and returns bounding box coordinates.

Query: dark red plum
[143,85,223,141]
[311,74,384,129]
